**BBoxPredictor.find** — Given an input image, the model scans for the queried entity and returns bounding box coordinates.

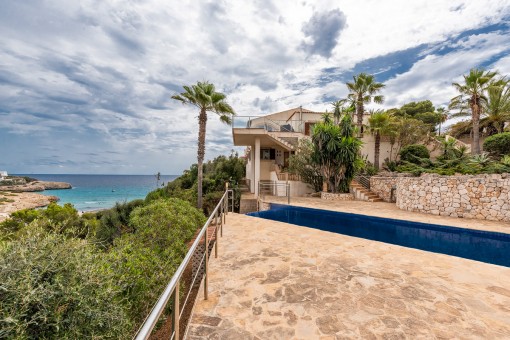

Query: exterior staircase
[350,180,383,202]
[239,178,250,193]
[268,133,295,150]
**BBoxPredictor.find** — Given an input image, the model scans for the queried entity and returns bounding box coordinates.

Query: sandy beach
[0,191,57,222]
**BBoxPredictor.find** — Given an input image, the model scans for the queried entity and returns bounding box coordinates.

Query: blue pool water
[15,174,178,212]
[248,204,510,267]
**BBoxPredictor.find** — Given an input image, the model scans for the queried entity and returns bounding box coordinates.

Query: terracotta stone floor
[186,209,510,339]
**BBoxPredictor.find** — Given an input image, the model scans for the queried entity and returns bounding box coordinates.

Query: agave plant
[469,152,492,167]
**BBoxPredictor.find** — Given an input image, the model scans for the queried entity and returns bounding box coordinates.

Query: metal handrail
[355,175,371,190]
[258,181,290,204]
[135,188,234,340]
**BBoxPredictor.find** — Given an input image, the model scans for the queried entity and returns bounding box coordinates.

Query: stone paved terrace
[186,202,510,339]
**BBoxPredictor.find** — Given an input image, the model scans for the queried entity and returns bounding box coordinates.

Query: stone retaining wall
[321,192,354,200]
[370,177,398,202]
[369,173,412,203]
[396,173,510,221]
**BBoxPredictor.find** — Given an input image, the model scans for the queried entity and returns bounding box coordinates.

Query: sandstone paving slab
[186,213,510,339]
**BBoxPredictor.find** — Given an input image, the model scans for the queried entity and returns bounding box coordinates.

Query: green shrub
[399,144,430,164]
[94,199,145,247]
[483,132,510,158]
[0,228,131,339]
[107,198,206,324]
[501,155,510,166]
[0,203,98,241]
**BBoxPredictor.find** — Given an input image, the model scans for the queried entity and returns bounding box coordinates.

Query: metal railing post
[220,203,223,237]
[172,281,180,339]
[231,190,234,213]
[287,183,290,204]
[214,210,218,258]
[225,182,229,216]
[204,225,208,300]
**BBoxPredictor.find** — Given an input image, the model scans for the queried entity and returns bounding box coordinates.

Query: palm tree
[368,110,393,169]
[331,99,353,124]
[482,78,510,134]
[436,107,449,136]
[331,100,343,125]
[346,73,385,135]
[449,68,498,154]
[172,81,235,209]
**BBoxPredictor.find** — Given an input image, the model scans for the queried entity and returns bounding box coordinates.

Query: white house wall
[360,135,394,168]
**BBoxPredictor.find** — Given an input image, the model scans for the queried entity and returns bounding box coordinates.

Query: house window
[261,148,275,160]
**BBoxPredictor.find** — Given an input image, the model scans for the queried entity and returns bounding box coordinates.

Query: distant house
[0,171,7,179]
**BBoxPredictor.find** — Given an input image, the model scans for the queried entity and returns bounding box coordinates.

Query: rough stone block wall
[320,192,354,200]
[370,177,398,202]
[240,199,258,214]
[396,173,510,221]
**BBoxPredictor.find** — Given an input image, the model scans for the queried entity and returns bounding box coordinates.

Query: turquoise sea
[16,174,178,212]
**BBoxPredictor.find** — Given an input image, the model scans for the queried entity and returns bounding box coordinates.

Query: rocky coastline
[0,177,72,221]
[0,192,59,222]
[0,180,72,192]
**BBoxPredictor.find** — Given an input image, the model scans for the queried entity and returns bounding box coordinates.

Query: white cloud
[0,0,509,173]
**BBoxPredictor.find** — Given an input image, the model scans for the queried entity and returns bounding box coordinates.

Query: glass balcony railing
[232,116,304,133]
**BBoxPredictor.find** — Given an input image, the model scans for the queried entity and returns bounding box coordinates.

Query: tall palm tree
[436,107,449,136]
[368,110,393,169]
[331,100,344,125]
[449,68,498,154]
[482,78,510,134]
[346,73,385,136]
[172,81,235,209]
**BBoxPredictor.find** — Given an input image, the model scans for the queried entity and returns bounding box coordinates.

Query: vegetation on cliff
[0,153,244,338]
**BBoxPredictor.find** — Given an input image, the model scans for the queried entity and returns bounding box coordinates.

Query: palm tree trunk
[374,132,380,169]
[356,100,364,137]
[472,102,481,154]
[197,109,207,209]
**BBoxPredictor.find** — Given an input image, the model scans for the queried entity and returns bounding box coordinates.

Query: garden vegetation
[0,154,245,338]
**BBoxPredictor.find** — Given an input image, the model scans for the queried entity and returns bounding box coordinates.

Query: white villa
[232,107,393,198]
[0,171,7,180]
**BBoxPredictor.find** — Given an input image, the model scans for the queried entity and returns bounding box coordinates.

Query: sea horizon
[15,174,178,212]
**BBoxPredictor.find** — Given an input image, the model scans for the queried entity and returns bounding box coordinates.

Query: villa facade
[232,107,393,197]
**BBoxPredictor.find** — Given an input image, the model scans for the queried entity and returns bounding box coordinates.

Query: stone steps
[350,181,383,202]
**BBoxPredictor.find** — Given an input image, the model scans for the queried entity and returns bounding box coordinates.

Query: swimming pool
[248,204,510,267]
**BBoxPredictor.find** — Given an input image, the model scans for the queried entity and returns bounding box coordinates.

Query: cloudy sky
[1,0,509,174]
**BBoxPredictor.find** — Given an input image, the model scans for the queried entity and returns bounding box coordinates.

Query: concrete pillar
[250,147,255,193]
[254,137,260,197]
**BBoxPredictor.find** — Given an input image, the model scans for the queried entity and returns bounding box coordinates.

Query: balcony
[232,116,305,134]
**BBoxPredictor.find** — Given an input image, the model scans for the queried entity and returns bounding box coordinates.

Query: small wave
[84,201,99,204]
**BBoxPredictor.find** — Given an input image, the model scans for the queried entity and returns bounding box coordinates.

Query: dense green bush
[483,132,510,158]
[0,228,131,339]
[0,203,98,241]
[399,144,430,163]
[94,199,145,247]
[107,198,206,324]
